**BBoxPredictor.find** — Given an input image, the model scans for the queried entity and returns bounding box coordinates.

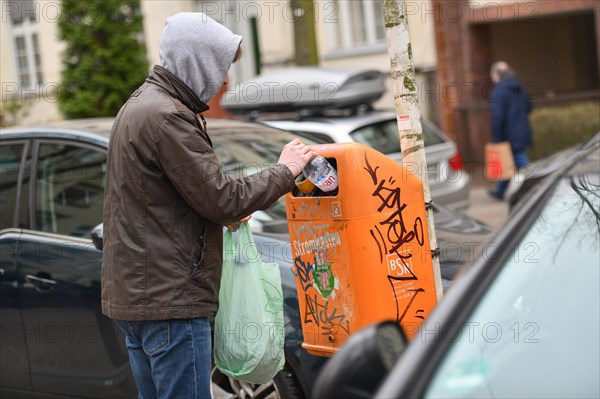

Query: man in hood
[101,12,315,398]
[488,61,533,199]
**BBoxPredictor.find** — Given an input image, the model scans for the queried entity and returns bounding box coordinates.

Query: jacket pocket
[188,256,205,282]
[187,228,207,285]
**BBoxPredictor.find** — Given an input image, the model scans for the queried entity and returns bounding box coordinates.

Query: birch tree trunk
[382,0,443,301]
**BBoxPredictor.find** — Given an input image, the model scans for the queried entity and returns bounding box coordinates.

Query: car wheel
[211,363,305,399]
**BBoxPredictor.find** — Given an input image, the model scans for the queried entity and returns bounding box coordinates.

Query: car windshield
[211,128,316,234]
[349,119,445,155]
[424,172,600,398]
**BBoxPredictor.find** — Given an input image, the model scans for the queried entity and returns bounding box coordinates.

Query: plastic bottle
[303,156,338,193]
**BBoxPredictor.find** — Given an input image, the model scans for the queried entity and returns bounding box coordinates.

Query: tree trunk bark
[382,0,443,301]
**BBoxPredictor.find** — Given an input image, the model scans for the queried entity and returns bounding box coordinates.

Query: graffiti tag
[304,293,351,336]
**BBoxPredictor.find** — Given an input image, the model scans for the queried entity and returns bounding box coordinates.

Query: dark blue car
[0,118,492,398]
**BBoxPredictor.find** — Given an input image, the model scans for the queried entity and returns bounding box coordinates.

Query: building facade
[432,0,600,162]
[0,0,438,124]
[2,0,598,163]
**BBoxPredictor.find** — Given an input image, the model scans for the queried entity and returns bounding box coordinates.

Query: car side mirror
[312,321,408,399]
[91,223,103,250]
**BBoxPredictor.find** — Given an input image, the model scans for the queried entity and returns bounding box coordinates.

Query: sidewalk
[463,185,509,231]
[462,165,510,231]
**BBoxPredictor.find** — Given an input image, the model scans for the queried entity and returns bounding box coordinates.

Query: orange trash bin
[286,143,439,357]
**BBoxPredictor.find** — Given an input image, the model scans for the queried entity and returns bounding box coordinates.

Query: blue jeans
[114,318,212,399]
[493,150,530,198]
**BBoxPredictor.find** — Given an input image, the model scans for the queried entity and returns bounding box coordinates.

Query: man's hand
[278,139,317,178]
[226,215,252,232]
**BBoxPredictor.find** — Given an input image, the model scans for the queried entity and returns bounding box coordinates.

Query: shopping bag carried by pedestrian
[485,141,516,181]
[214,223,285,384]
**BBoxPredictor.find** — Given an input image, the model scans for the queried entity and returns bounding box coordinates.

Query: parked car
[222,68,471,210]
[0,118,491,398]
[262,112,470,210]
[313,133,600,398]
[507,132,600,208]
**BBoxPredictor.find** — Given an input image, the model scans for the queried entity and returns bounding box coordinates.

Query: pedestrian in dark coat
[488,61,534,199]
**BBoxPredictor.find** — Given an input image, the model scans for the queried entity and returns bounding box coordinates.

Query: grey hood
[159,12,242,104]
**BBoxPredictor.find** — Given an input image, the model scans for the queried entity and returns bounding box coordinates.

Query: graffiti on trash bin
[389,285,425,322]
[364,154,425,264]
[363,152,428,324]
[294,251,349,338]
[292,222,341,299]
[292,220,347,335]
[293,249,338,298]
[303,293,351,336]
[294,256,314,292]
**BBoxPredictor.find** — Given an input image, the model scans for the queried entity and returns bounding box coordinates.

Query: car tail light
[448,153,464,171]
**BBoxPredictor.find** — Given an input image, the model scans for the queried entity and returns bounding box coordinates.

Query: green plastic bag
[214,223,285,384]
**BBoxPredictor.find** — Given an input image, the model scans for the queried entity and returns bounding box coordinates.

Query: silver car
[263,111,470,210]
[222,68,470,210]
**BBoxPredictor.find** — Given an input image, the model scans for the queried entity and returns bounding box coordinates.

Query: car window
[349,119,445,155]
[421,120,446,146]
[212,129,317,233]
[35,142,106,238]
[0,142,25,230]
[213,132,296,175]
[424,173,600,398]
[293,131,336,144]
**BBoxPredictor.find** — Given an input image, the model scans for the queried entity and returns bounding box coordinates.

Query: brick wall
[204,83,233,119]
[433,0,600,163]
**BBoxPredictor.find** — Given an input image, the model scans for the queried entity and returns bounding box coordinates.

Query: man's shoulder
[134,83,191,114]
[490,79,514,101]
[111,89,197,147]
[121,83,195,126]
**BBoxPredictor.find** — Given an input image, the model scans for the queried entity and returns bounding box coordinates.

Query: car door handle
[25,274,57,291]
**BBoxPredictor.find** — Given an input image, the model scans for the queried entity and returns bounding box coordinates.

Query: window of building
[8,0,43,89]
[325,0,387,55]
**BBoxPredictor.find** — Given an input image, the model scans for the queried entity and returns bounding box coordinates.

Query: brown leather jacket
[101,65,295,320]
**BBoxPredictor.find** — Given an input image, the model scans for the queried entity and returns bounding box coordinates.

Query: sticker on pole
[398,115,411,130]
